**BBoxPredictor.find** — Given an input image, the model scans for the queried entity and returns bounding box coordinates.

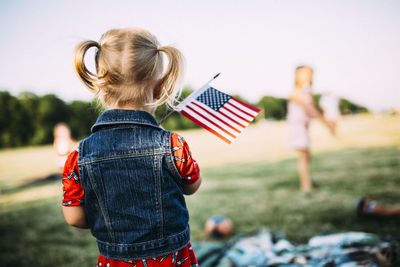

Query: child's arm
[290,92,323,119]
[181,176,202,195]
[290,92,335,134]
[63,206,89,228]
[171,133,202,195]
[62,150,88,228]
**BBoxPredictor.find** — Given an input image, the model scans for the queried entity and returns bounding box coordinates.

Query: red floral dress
[62,133,200,267]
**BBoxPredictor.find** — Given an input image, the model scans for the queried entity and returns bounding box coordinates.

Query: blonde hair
[73,28,183,109]
[295,65,313,89]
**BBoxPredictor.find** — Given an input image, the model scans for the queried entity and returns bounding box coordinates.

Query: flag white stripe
[191,100,245,132]
[225,103,254,121]
[220,107,250,127]
[182,108,235,142]
[228,99,259,116]
[186,103,241,137]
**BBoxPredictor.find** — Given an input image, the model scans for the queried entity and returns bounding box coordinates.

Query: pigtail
[73,40,101,93]
[74,28,185,109]
[155,46,184,107]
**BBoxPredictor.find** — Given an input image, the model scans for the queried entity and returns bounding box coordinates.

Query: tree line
[0,89,368,148]
[257,94,369,121]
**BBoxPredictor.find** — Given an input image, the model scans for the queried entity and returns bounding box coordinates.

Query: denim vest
[78,109,190,260]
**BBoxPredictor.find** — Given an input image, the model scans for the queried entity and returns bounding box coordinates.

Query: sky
[0,0,399,111]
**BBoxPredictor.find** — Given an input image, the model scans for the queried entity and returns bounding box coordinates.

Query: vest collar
[91,109,160,133]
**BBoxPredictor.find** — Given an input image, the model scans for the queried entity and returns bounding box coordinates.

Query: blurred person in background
[53,122,75,169]
[357,198,400,217]
[287,65,335,192]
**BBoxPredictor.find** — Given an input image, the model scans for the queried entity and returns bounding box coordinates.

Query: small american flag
[175,86,261,144]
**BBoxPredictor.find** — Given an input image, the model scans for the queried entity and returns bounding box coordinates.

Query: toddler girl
[287,65,335,192]
[62,28,201,267]
[53,122,75,168]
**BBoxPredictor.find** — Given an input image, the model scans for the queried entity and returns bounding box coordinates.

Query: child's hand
[327,121,336,136]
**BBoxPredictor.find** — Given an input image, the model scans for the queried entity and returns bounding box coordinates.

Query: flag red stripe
[223,105,251,123]
[186,106,237,139]
[180,110,232,144]
[232,97,261,112]
[192,102,241,134]
[226,102,254,118]
[217,109,246,128]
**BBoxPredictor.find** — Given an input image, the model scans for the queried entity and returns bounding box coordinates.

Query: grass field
[0,114,399,266]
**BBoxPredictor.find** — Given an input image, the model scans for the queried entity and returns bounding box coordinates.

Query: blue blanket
[192,229,399,267]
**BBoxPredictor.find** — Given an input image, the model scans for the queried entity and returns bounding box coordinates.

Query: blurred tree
[18,92,39,144]
[256,96,287,120]
[0,91,13,147]
[0,89,370,149]
[154,87,199,131]
[313,94,322,112]
[67,100,100,141]
[32,94,69,145]
[0,92,33,147]
[339,98,368,114]
[314,93,368,114]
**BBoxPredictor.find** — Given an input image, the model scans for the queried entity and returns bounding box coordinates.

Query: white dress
[287,89,313,150]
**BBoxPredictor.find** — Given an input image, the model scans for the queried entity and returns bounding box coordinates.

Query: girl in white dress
[287,66,335,192]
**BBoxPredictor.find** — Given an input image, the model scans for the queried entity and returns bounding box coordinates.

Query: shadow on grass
[0,198,98,267]
[1,173,62,195]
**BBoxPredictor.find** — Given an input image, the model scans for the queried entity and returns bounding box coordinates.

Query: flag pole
[158,108,175,125]
[158,73,221,125]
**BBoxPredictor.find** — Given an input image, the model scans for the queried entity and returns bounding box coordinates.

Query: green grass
[187,146,400,242]
[0,199,98,267]
[0,146,399,266]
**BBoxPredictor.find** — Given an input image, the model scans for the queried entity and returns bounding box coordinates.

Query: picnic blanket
[192,229,400,267]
